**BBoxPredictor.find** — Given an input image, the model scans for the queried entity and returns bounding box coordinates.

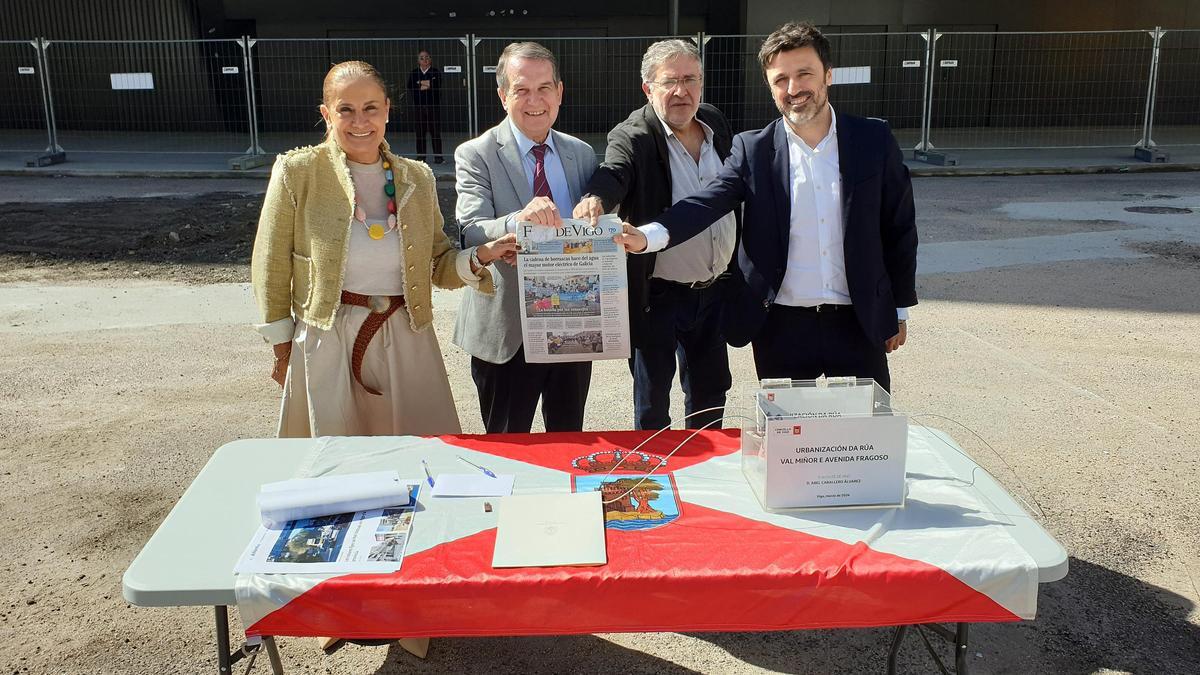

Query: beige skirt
[277,303,462,438]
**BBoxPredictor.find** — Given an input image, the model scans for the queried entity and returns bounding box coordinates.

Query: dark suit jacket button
[762,300,770,308]
[644,307,651,313]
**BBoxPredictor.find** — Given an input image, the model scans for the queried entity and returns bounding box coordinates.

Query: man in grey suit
[453,42,598,433]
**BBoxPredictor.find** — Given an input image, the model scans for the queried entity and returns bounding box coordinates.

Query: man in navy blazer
[616,21,917,391]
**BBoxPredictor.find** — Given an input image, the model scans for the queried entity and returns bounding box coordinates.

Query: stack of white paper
[430,473,515,497]
[256,471,412,528]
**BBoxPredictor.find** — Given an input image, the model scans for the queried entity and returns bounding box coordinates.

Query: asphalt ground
[1,172,1198,674]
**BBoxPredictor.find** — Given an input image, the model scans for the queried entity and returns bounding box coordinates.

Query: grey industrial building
[5,1,1198,39]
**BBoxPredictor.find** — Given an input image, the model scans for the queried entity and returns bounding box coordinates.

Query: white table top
[124,438,313,607]
[123,430,1067,608]
[925,430,1068,582]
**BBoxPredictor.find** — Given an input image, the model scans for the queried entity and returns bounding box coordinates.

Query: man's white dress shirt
[652,114,737,284]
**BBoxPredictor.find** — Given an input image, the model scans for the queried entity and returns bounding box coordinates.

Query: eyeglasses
[649,75,703,91]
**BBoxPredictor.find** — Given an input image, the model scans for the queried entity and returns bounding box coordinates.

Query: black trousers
[630,278,731,431]
[471,346,591,433]
[751,304,891,392]
[413,105,443,160]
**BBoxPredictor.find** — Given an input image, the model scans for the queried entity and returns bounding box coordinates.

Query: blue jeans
[631,278,732,431]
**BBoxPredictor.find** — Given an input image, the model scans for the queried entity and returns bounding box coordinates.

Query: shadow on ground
[687,556,1198,674]
[372,634,704,674]
[919,250,1200,315]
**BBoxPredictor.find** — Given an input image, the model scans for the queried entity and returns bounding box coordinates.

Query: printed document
[235,486,418,574]
[256,470,411,528]
[516,215,630,363]
[430,473,515,498]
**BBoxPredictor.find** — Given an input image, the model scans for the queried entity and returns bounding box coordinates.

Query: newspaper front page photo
[516,215,630,363]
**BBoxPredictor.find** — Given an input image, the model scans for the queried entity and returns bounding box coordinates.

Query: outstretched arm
[616,134,750,253]
[576,125,637,221]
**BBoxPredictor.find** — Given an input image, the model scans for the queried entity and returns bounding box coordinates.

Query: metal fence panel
[0,40,50,152]
[701,35,773,132]
[252,38,472,160]
[473,36,672,153]
[41,39,251,153]
[703,34,927,148]
[1,30,1195,162]
[1152,29,1200,147]
[928,31,1151,149]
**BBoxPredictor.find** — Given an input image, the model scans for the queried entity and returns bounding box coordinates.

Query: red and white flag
[236,430,1039,639]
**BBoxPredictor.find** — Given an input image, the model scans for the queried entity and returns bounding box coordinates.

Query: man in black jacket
[406,50,443,164]
[576,39,738,431]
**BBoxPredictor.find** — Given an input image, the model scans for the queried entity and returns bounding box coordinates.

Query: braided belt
[339,291,406,395]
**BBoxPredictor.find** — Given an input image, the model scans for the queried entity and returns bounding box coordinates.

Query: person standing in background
[407,50,444,164]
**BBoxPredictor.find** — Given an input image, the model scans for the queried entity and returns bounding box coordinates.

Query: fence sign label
[111,72,154,90]
[443,65,462,73]
[901,60,920,68]
[222,66,240,75]
[831,66,870,85]
[482,65,498,73]
[18,66,35,75]
[939,59,959,67]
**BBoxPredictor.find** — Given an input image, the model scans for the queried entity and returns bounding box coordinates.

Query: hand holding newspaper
[516,215,630,363]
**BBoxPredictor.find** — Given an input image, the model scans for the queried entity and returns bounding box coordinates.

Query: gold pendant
[368,223,387,240]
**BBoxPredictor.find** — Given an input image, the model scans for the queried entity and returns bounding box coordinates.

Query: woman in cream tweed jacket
[251,60,517,437]
[252,139,486,338]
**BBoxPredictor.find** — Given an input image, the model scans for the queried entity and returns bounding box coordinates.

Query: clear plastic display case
[740,377,908,511]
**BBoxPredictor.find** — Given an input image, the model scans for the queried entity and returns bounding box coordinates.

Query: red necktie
[531,143,556,203]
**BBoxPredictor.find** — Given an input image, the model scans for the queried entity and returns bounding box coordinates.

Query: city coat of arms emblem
[570,450,680,531]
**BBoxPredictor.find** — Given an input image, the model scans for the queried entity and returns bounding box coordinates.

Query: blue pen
[457,455,497,478]
[420,459,435,487]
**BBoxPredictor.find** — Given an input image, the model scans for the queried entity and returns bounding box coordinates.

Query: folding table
[124,428,1067,674]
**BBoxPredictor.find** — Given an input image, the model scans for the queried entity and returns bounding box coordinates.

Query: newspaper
[234,485,418,574]
[516,215,630,363]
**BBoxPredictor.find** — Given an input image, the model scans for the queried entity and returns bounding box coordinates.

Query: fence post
[229,36,268,170]
[695,31,710,64]
[1134,26,1168,162]
[245,36,265,156]
[463,34,480,137]
[691,33,705,106]
[28,37,65,166]
[471,34,480,138]
[913,29,957,166]
[915,29,934,152]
